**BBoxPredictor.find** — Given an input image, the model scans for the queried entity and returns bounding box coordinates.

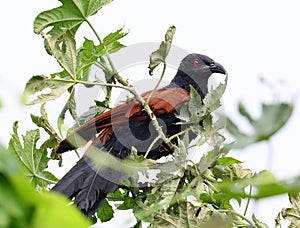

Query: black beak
[209,62,226,75]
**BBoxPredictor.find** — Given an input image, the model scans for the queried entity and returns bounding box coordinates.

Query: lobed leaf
[226,102,293,149]
[0,146,90,227]
[34,0,112,35]
[203,74,228,112]
[149,26,176,75]
[281,193,300,228]
[215,171,300,200]
[24,75,73,105]
[43,32,77,79]
[217,157,242,166]
[100,28,128,55]
[8,122,58,188]
[97,199,114,222]
[77,28,127,80]
[117,198,135,210]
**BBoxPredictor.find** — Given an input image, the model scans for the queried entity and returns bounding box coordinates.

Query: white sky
[1,0,300,227]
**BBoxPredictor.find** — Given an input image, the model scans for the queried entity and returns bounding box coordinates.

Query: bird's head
[171,53,226,97]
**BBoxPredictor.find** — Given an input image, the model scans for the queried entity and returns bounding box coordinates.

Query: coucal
[52,53,226,216]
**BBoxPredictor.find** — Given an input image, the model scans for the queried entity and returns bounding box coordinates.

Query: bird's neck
[167,71,209,99]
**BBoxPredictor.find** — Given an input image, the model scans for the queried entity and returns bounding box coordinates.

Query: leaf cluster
[0,143,90,228]
[4,1,298,228]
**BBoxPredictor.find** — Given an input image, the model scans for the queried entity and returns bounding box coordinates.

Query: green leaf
[107,188,129,201]
[34,0,112,35]
[152,212,179,228]
[76,28,127,80]
[231,163,252,179]
[0,172,90,227]
[51,70,70,79]
[31,104,61,142]
[238,102,255,125]
[226,102,293,149]
[188,86,207,123]
[117,198,135,210]
[282,193,300,228]
[68,86,79,124]
[43,32,77,79]
[217,157,242,166]
[97,199,114,222]
[224,117,246,138]
[79,105,106,126]
[24,75,73,105]
[1,137,89,227]
[0,98,3,110]
[76,38,100,81]
[197,204,232,228]
[198,146,225,173]
[57,102,70,135]
[252,103,293,140]
[100,28,128,55]
[275,212,282,228]
[9,122,58,187]
[133,220,143,228]
[178,202,198,228]
[215,171,300,200]
[203,74,228,112]
[134,178,181,223]
[0,145,18,175]
[149,25,176,75]
[56,87,80,136]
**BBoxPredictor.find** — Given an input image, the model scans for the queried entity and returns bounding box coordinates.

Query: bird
[52,53,226,216]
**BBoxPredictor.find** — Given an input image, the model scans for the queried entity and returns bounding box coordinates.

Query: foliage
[149,25,176,75]
[277,193,300,228]
[0,143,90,228]
[9,122,58,188]
[2,0,298,227]
[226,102,293,149]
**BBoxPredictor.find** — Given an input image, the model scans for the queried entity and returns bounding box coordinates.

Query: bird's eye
[193,60,199,67]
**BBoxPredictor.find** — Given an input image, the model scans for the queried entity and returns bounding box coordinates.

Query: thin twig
[168,127,193,141]
[144,136,161,158]
[244,185,253,216]
[145,62,167,105]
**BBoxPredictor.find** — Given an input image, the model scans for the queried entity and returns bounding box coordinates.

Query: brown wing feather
[59,87,190,152]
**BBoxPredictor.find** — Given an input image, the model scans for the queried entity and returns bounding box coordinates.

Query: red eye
[193,60,199,67]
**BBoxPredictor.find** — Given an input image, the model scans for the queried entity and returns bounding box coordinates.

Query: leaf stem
[168,127,193,141]
[27,173,57,184]
[203,180,220,193]
[85,19,128,86]
[144,136,161,158]
[145,62,167,105]
[244,185,253,216]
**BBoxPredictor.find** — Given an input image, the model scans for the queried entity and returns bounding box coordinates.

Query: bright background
[1,0,300,227]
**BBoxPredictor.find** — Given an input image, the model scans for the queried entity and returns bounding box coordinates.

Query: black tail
[52,157,120,216]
